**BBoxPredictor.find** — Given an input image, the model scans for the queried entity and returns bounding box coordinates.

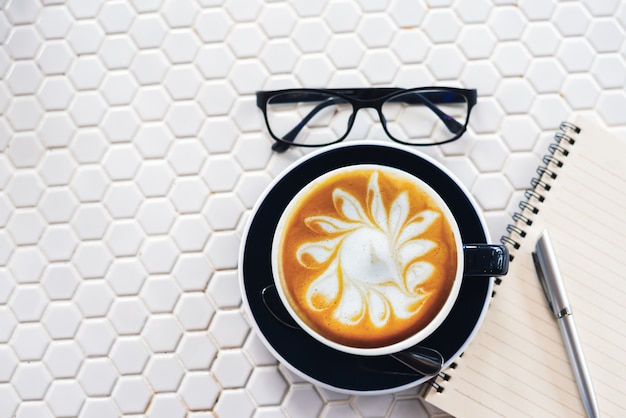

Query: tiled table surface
[1,1,626,417]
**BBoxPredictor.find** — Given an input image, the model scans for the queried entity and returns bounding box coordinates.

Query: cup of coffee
[271,164,507,356]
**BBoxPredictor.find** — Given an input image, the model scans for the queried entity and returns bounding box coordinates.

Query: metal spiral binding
[499,121,579,264]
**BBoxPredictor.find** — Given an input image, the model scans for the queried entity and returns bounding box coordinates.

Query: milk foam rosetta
[276,167,459,349]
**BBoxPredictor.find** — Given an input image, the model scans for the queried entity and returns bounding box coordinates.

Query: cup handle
[463,244,509,277]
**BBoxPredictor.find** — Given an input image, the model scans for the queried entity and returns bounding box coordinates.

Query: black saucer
[240,142,492,393]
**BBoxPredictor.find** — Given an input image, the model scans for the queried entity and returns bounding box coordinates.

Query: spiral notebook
[425,115,626,417]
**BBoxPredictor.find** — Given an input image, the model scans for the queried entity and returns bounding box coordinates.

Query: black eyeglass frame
[256,87,477,152]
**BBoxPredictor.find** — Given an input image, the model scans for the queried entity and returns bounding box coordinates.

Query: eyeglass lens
[264,89,470,147]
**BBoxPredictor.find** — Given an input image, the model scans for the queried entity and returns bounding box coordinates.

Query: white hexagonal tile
[9,246,47,283]
[10,323,50,361]
[518,0,556,21]
[7,96,44,132]
[213,350,253,388]
[195,8,233,43]
[492,43,531,77]
[495,78,535,114]
[40,225,79,262]
[77,358,118,396]
[104,220,144,257]
[135,125,174,160]
[166,101,205,138]
[500,115,541,152]
[168,177,209,214]
[205,231,239,270]
[67,0,102,19]
[557,38,595,73]
[583,0,620,16]
[37,6,73,40]
[171,215,211,252]
[522,23,561,57]
[197,44,236,79]
[227,24,266,59]
[163,65,202,101]
[38,152,76,189]
[457,26,496,60]
[235,171,272,209]
[146,393,187,418]
[129,14,168,49]
[99,35,137,70]
[14,402,51,418]
[98,1,136,34]
[0,306,17,343]
[455,0,491,23]
[247,366,288,406]
[140,276,181,313]
[37,77,75,111]
[526,58,566,93]
[45,380,86,417]
[80,398,119,418]
[6,0,41,24]
[325,36,365,71]
[42,340,83,379]
[41,301,81,340]
[209,310,250,349]
[202,156,242,193]
[174,293,215,331]
[11,363,52,401]
[258,3,297,38]
[70,129,108,164]
[591,55,626,88]
[68,92,107,127]
[7,209,45,245]
[37,41,73,76]
[214,389,255,418]
[7,134,43,170]
[75,318,116,357]
[142,314,183,353]
[72,242,113,279]
[6,61,43,95]
[101,72,138,106]
[459,61,500,96]
[172,254,212,292]
[38,113,76,149]
[423,9,462,44]
[470,136,512,173]
[561,74,601,109]
[489,6,527,40]
[137,198,176,235]
[553,3,590,36]
[179,372,220,411]
[176,332,218,371]
[597,90,626,126]
[472,174,514,211]
[106,258,147,297]
[112,376,152,414]
[197,82,237,117]
[103,184,143,220]
[41,264,80,301]
[133,86,171,121]
[283,385,324,418]
[292,55,334,87]
[207,270,241,309]
[587,19,623,52]
[103,146,142,182]
[101,108,141,143]
[0,271,16,305]
[425,45,465,80]
[71,204,111,240]
[145,354,185,392]
[131,50,170,85]
[110,336,150,375]
[167,140,207,176]
[162,0,198,28]
[38,188,78,224]
[108,297,148,336]
[71,166,109,203]
[75,280,115,318]
[68,55,106,91]
[5,26,42,59]
[203,193,244,232]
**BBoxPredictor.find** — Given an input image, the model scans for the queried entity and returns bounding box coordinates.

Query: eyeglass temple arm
[272,97,345,153]
[384,94,464,134]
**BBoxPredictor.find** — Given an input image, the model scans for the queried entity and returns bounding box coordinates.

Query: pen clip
[532,251,556,317]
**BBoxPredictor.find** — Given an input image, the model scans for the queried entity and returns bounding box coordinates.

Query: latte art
[299,172,440,327]
[274,166,459,349]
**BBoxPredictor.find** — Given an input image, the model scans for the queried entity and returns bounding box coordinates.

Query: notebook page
[426,115,626,417]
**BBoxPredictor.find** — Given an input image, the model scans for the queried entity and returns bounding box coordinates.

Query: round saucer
[239,141,493,394]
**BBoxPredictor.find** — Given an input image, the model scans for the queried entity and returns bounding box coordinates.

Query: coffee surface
[274,166,458,348]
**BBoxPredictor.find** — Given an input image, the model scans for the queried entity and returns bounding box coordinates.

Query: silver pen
[532,229,600,418]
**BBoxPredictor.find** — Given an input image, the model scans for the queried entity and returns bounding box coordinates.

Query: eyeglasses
[256,87,477,152]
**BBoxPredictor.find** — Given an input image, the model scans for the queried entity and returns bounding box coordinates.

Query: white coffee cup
[270,164,506,357]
